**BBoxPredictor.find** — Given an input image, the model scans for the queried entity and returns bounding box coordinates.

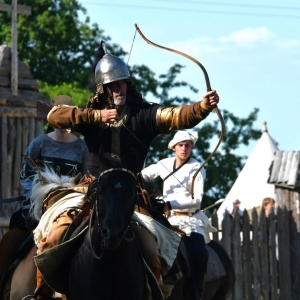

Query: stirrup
[32,281,52,300]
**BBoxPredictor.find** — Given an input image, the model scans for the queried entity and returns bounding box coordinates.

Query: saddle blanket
[33,192,85,246]
[132,211,182,276]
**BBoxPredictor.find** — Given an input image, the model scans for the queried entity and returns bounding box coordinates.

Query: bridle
[87,167,137,260]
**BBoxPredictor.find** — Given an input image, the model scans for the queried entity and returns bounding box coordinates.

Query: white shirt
[142,157,217,242]
[142,157,205,214]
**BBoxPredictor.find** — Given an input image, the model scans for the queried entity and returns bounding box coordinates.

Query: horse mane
[30,167,77,221]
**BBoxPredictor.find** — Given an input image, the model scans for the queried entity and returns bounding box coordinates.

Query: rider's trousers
[184,232,208,300]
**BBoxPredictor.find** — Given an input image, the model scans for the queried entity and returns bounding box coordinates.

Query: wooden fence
[211,196,300,300]
[0,115,44,238]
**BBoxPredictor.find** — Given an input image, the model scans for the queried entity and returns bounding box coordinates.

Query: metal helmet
[95,53,130,85]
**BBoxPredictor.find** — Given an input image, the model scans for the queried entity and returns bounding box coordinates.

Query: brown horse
[0,167,79,300]
[0,232,36,300]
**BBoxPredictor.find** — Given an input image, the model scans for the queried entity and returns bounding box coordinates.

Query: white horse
[30,167,80,221]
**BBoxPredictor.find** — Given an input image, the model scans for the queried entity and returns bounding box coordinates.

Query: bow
[134,24,225,199]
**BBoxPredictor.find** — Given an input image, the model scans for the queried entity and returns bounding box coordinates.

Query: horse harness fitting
[98,167,136,181]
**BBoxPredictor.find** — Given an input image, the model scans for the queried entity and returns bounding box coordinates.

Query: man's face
[173,141,193,160]
[233,200,241,209]
[109,80,127,106]
[264,202,274,217]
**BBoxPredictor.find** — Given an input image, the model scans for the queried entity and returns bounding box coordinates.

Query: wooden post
[232,212,243,300]
[0,1,32,95]
[268,207,278,300]
[242,210,252,300]
[276,188,292,299]
[260,208,270,299]
[11,0,18,96]
[252,208,261,299]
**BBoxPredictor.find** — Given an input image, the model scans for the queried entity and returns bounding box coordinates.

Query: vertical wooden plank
[35,119,44,137]
[221,211,232,257]
[0,117,9,240]
[232,212,243,300]
[28,117,35,144]
[276,188,292,300]
[289,190,300,299]
[1,117,9,199]
[7,117,16,198]
[0,116,2,200]
[211,210,219,242]
[22,117,29,154]
[252,208,261,299]
[242,210,252,299]
[268,207,278,300]
[13,118,22,190]
[260,208,270,299]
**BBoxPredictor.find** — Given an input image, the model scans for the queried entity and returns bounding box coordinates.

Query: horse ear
[71,173,82,185]
[22,155,46,185]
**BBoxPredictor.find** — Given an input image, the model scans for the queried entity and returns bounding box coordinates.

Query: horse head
[91,152,137,250]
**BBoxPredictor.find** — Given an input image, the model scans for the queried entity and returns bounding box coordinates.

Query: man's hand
[164,203,171,218]
[202,90,219,107]
[99,108,118,123]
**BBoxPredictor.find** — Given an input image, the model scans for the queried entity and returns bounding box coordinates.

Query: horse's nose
[101,228,124,240]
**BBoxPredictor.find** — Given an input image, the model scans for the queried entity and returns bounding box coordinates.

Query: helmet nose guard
[95,53,130,85]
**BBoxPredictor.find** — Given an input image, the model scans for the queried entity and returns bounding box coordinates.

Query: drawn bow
[134,24,225,199]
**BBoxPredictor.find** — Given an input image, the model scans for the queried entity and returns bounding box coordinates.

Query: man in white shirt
[142,130,217,300]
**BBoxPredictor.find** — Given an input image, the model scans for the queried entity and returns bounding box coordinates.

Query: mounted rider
[142,130,218,299]
[32,42,220,299]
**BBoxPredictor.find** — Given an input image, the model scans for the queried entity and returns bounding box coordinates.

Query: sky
[79,0,300,157]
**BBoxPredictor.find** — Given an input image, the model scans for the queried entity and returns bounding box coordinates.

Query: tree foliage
[0,0,262,207]
[38,81,93,106]
[0,0,125,88]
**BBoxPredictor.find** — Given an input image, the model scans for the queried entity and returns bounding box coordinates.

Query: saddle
[136,200,226,283]
[34,215,89,294]
[180,240,226,282]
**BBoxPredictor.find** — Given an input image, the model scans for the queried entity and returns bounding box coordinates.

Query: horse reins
[87,168,137,260]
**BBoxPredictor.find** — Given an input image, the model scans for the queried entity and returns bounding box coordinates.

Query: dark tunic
[81,102,161,175]
[47,98,213,176]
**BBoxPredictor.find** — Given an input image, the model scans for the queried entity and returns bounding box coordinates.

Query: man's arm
[156,90,219,132]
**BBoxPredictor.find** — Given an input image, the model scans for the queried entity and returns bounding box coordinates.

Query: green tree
[0,0,125,88]
[38,81,92,106]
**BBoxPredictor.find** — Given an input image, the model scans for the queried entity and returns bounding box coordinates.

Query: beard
[113,95,126,106]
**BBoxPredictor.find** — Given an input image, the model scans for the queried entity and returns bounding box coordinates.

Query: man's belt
[173,211,190,216]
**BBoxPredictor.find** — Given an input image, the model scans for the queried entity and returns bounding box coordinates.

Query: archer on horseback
[30,40,220,298]
[142,130,218,299]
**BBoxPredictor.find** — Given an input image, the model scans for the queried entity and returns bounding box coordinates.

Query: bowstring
[127,28,137,66]
[124,27,194,195]
[121,123,195,194]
